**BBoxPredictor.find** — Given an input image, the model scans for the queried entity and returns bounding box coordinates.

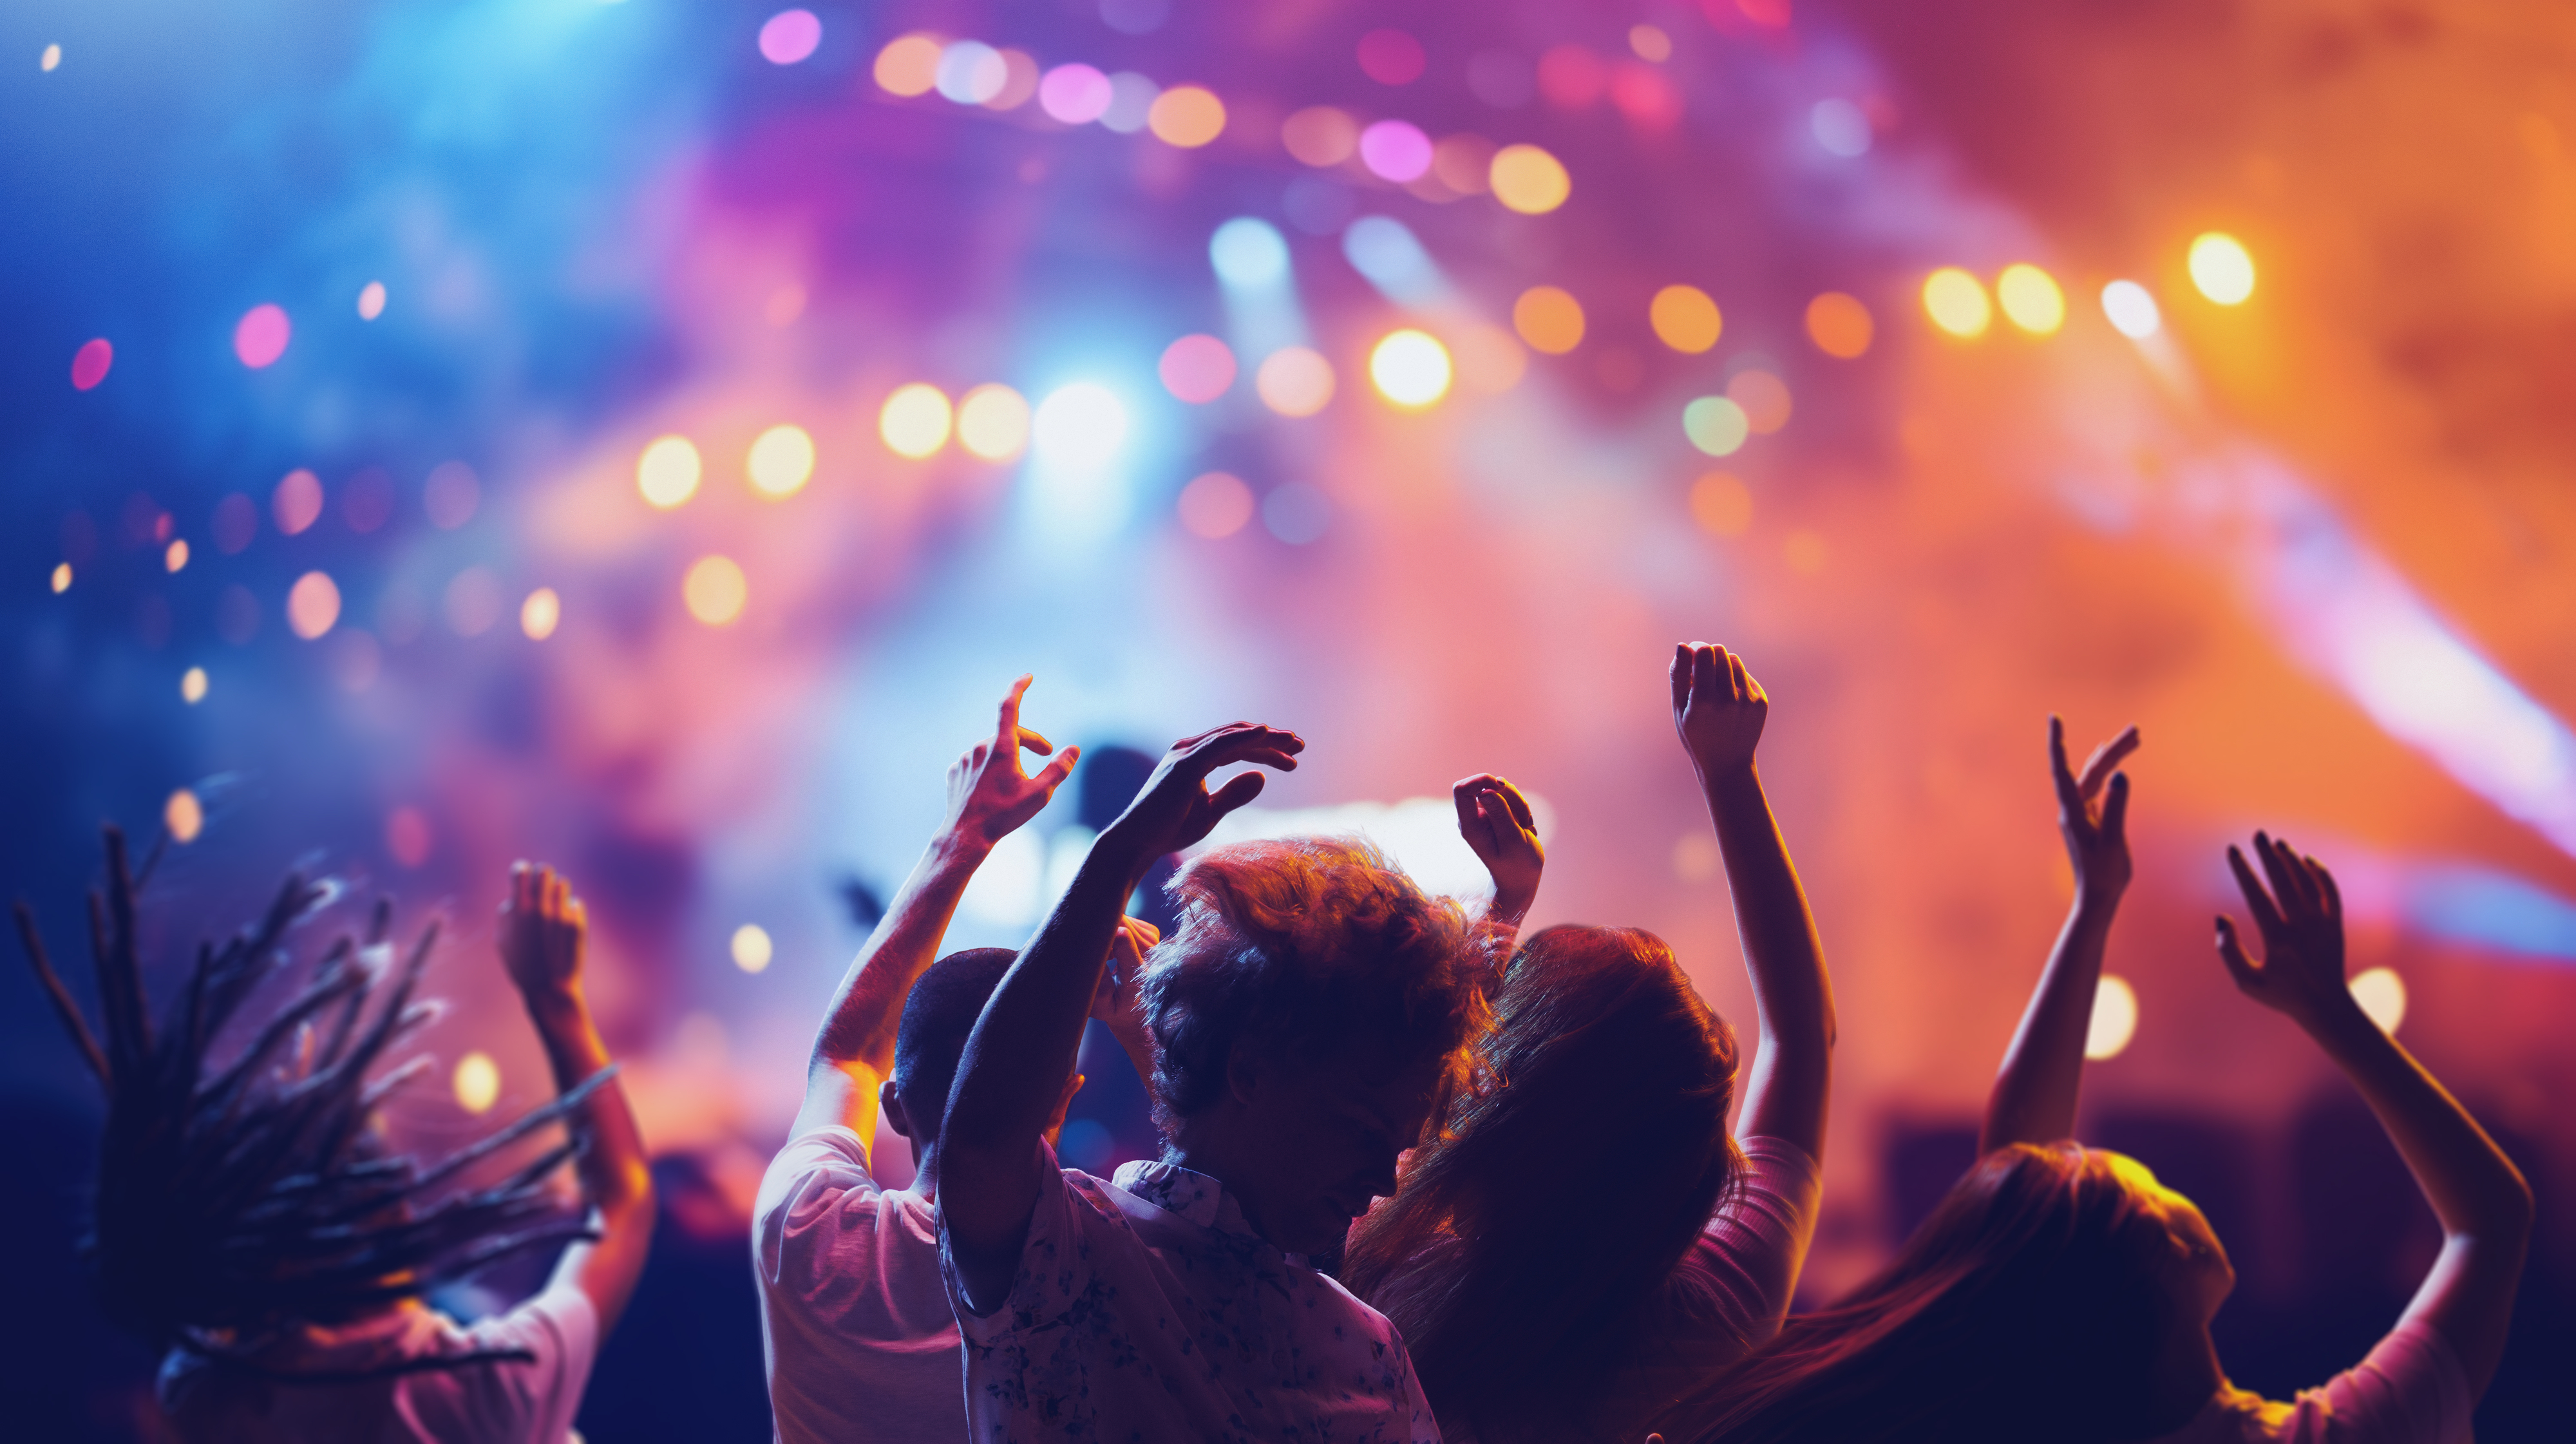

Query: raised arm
[1672,643,1835,1157]
[789,676,1077,1148]
[1454,772,1545,961]
[1090,915,1166,1099]
[500,864,656,1335]
[1981,719,2138,1153]
[939,722,1302,1312]
[2219,834,2534,1395]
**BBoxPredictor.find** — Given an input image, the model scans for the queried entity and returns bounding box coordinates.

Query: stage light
[1256,348,1335,417]
[936,41,1006,104]
[164,788,204,845]
[748,424,816,497]
[358,281,386,319]
[71,338,111,390]
[759,10,822,66]
[987,49,1040,110]
[1148,86,1226,147]
[1032,383,1128,468]
[1811,99,1871,157]
[952,385,1028,461]
[1997,263,2066,334]
[181,667,208,704]
[1805,292,1873,358]
[1210,217,1291,289]
[879,384,954,458]
[1922,268,1993,337]
[386,807,432,867]
[684,555,748,625]
[2086,976,2138,1059]
[732,924,775,973]
[1100,72,1158,133]
[453,1052,500,1114]
[1683,396,1750,456]
[287,571,341,640]
[2190,232,2255,304]
[1178,472,1254,538]
[1690,471,1752,538]
[520,587,561,641]
[1650,284,1722,353]
[165,538,189,573]
[1368,329,1452,408]
[1359,120,1434,182]
[234,303,290,368]
[2102,280,2162,338]
[51,563,71,593]
[638,435,701,508]
[875,34,942,96]
[1513,285,1585,354]
[2351,967,2406,1033]
[1489,144,1570,214]
[1727,370,1792,433]
[1159,334,1237,403]
[1281,106,1358,166]
[1341,216,1442,305]
[446,568,504,636]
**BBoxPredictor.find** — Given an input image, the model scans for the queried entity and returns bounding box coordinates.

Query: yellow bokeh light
[1996,263,2067,334]
[452,1051,501,1114]
[683,555,748,626]
[1649,284,1723,354]
[2189,231,2256,305]
[1488,144,1571,214]
[2085,974,2139,1060]
[1512,285,1585,354]
[1922,267,1993,338]
[164,539,189,573]
[287,571,341,640]
[164,787,204,845]
[520,587,561,641]
[731,924,775,974]
[1806,292,1873,358]
[1368,330,1453,409]
[1255,347,1336,417]
[747,424,816,498]
[879,383,954,459]
[52,562,72,593]
[875,34,943,97]
[1147,85,1226,147]
[1690,471,1752,538]
[638,435,702,509]
[180,667,208,704]
[956,384,1031,461]
[2351,965,2407,1034]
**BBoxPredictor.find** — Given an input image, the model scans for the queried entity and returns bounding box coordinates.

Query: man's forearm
[814,830,989,1070]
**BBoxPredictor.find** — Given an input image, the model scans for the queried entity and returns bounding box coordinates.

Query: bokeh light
[1356,29,1426,86]
[638,435,703,508]
[1810,99,1872,157]
[1359,120,1434,182]
[2189,231,2257,304]
[1039,64,1113,124]
[1100,73,1158,134]
[357,280,386,319]
[929,41,1001,104]
[747,424,816,498]
[1209,217,1291,289]
[233,303,290,368]
[1489,143,1571,214]
[287,571,341,640]
[1683,396,1750,456]
[386,806,433,867]
[956,385,1030,460]
[1630,24,1674,62]
[180,667,208,704]
[1280,106,1357,166]
[423,461,478,529]
[1513,285,1585,354]
[1649,284,1723,353]
[986,50,1040,111]
[445,568,504,636]
[1805,292,1873,358]
[41,44,61,72]
[684,555,748,626]
[1177,472,1255,538]
[273,468,323,534]
[1691,471,1752,537]
[50,563,71,594]
[1996,263,2067,334]
[1159,334,1237,404]
[1031,383,1129,467]
[1454,323,1528,393]
[1368,330,1452,408]
[70,338,111,391]
[520,587,561,641]
[1432,134,1495,195]
[759,10,822,66]
[875,35,942,95]
[452,1052,500,1114]
[1147,86,1226,147]
[2086,975,2139,1059]
[2352,966,2407,1033]
[164,788,203,845]
[1922,267,1993,338]
[879,384,954,459]
[1727,370,1793,434]
[731,924,774,973]
[164,539,189,573]
[2101,280,2162,338]
[1255,348,1336,417]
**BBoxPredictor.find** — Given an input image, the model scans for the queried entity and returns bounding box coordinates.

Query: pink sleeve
[1683,1135,1823,1344]
[2268,1320,2476,1444]
[753,1126,883,1306]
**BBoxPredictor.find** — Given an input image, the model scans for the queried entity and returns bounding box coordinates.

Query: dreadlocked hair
[14,825,605,1354]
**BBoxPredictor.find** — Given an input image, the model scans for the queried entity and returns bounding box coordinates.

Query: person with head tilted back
[15,831,652,1442]
[1343,643,1836,1444]
[1647,724,2534,1444]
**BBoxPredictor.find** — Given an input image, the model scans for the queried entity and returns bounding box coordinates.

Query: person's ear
[1043,1072,1086,1135]
[880,1078,914,1141]
[1225,1041,1265,1107]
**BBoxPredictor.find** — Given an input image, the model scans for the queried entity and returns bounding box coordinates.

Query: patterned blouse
[942,1146,1443,1443]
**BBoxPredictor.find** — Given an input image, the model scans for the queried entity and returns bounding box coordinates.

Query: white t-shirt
[942,1145,1443,1444]
[156,1286,598,1443]
[753,1125,961,1444]
[2154,1320,2476,1444]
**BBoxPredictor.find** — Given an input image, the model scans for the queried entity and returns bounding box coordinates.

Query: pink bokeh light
[1358,120,1434,182]
[1159,334,1238,404]
[70,337,112,390]
[758,10,821,66]
[233,303,290,368]
[1039,63,1113,124]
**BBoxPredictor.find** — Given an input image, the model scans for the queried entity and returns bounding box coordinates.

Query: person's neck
[910,1143,940,1203]
[2140,1324,2226,1434]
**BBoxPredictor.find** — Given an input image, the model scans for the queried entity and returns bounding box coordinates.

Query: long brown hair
[1651,1143,2190,1444]
[1341,924,1742,1444]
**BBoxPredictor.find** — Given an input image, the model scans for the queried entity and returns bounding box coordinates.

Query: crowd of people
[21,645,2533,1442]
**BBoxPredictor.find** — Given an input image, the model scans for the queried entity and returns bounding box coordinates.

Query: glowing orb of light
[874,34,942,96]
[234,303,291,368]
[956,385,1030,460]
[43,44,62,71]
[181,667,209,704]
[1255,348,1336,417]
[1512,285,1585,354]
[520,587,561,641]
[638,435,702,508]
[1160,334,1238,404]
[759,9,822,64]
[684,555,748,626]
[1922,267,1993,338]
[1148,85,1227,147]
[1281,106,1358,166]
[936,41,1006,104]
[1630,24,1673,62]
[732,924,775,973]
[1996,263,2067,334]
[2085,974,2139,1059]
[747,424,816,498]
[1039,63,1113,123]
[2189,232,2256,305]
[287,571,341,640]
[1177,471,1255,538]
[1368,329,1453,409]
[357,281,386,319]
[1727,370,1792,434]
[444,567,505,636]
[1810,98,1871,157]
[2101,280,2162,338]
[1691,471,1752,538]
[273,468,323,534]
[164,788,204,845]
[1805,292,1873,358]
[51,563,71,593]
[422,461,478,530]
[452,1052,500,1114]
[1100,72,1159,133]
[879,384,954,459]
[1358,120,1434,182]
[164,539,190,573]
[2351,965,2407,1034]
[1209,217,1291,289]
[386,806,433,867]
[1682,396,1750,457]
[1356,28,1426,85]
[71,338,111,390]
[1032,383,1128,468]
[1488,144,1570,214]
[1649,284,1723,353]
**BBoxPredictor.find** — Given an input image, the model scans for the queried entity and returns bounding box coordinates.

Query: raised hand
[1671,643,1768,779]
[1454,773,1544,922]
[2217,832,2357,1034]
[498,862,587,1004]
[945,675,1080,852]
[2050,717,2137,904]
[1090,916,1162,1038]
[1101,722,1303,862]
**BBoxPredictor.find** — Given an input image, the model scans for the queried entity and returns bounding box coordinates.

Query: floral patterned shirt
[942,1146,1443,1444]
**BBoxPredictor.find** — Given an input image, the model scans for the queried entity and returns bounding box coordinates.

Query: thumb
[1034,744,1081,794]
[1208,771,1267,819]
